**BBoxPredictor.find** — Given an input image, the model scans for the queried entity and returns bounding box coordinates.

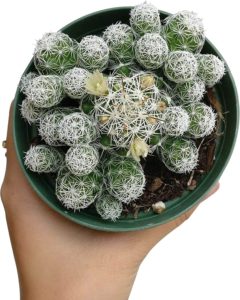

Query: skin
[1,104,219,300]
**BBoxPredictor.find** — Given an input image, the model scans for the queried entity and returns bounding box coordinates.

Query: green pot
[13,7,239,232]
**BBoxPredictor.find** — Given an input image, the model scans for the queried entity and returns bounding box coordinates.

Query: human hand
[1,104,219,300]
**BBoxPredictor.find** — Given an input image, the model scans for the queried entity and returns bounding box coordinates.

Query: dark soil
[123,88,223,217]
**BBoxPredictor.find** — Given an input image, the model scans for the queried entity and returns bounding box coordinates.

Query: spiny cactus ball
[95,194,123,221]
[160,136,198,173]
[175,77,205,103]
[130,2,161,36]
[58,112,97,146]
[20,72,38,92]
[63,67,90,99]
[24,145,64,173]
[24,75,64,108]
[34,32,79,75]
[197,54,225,87]
[78,35,109,71]
[105,156,146,203]
[135,33,169,70]
[65,144,99,176]
[164,51,198,83]
[56,169,103,211]
[94,74,162,147]
[162,11,205,53]
[39,107,73,146]
[162,106,189,136]
[185,102,216,138]
[103,23,135,63]
[20,98,46,124]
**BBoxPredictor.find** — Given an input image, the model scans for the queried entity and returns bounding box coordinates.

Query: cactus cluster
[21,2,225,221]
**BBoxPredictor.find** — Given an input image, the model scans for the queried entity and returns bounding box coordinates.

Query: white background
[0,0,239,299]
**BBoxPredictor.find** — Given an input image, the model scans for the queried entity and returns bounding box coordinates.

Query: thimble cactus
[130,2,161,36]
[103,23,135,63]
[65,144,99,176]
[24,75,64,108]
[135,33,169,70]
[78,35,109,71]
[24,145,64,173]
[164,51,198,83]
[39,107,73,146]
[162,11,205,53]
[185,102,216,138]
[20,72,38,92]
[105,156,146,203]
[56,169,103,210]
[20,98,46,124]
[34,32,79,75]
[197,54,225,87]
[175,77,205,103]
[95,194,123,221]
[162,106,189,136]
[159,136,198,173]
[58,112,97,146]
[63,67,90,99]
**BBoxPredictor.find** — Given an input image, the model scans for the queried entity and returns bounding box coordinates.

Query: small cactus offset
[104,156,146,204]
[164,51,198,83]
[130,2,161,37]
[95,194,123,221]
[63,67,90,100]
[24,145,64,173]
[185,102,216,138]
[20,98,46,124]
[58,112,97,146]
[34,32,79,75]
[23,75,64,108]
[21,2,226,221]
[78,35,109,71]
[103,23,135,63]
[162,11,205,53]
[56,168,103,211]
[65,144,99,176]
[135,33,169,70]
[175,77,205,104]
[159,136,199,173]
[197,54,225,87]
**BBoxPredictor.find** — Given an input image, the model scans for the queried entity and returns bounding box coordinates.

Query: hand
[1,104,219,300]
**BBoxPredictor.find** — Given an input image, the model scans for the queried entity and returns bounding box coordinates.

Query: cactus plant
[185,102,216,138]
[24,145,64,173]
[23,75,64,108]
[130,2,161,36]
[65,144,99,176]
[20,2,226,221]
[95,194,123,221]
[162,106,189,136]
[34,32,79,75]
[164,51,198,83]
[159,136,198,173]
[197,54,225,87]
[135,33,169,70]
[58,112,97,146]
[78,35,109,71]
[104,156,146,203]
[175,77,205,103]
[20,98,46,124]
[63,67,90,99]
[162,11,205,53]
[39,107,73,146]
[103,23,135,63]
[56,169,103,210]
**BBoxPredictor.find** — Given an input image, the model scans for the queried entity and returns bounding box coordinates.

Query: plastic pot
[13,7,239,231]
